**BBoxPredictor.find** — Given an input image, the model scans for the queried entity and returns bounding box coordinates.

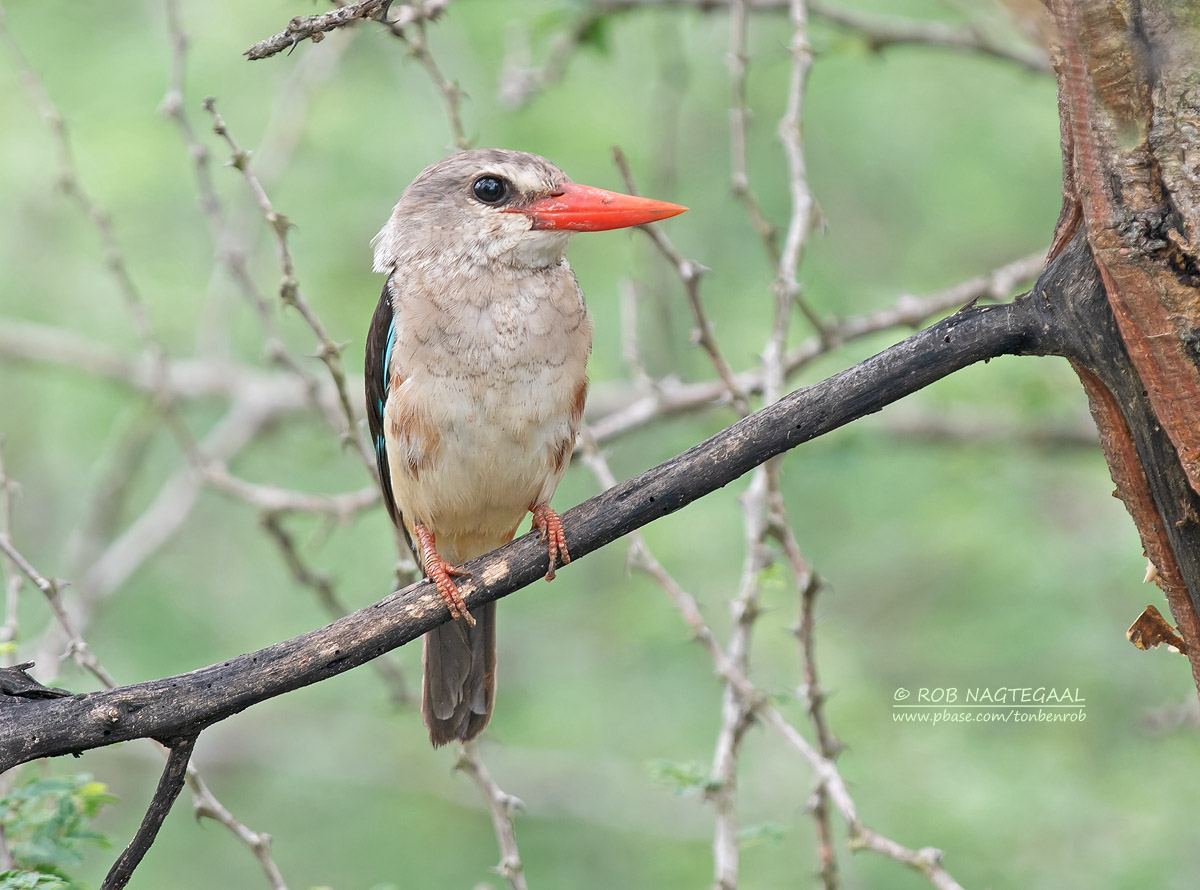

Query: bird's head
[373,148,686,274]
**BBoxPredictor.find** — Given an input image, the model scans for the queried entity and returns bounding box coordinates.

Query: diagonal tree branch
[0,287,1047,772]
[101,735,198,890]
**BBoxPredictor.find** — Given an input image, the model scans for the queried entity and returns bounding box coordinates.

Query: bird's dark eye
[472,176,508,205]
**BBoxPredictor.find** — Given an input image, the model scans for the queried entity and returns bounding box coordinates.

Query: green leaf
[755,560,787,591]
[738,821,786,849]
[646,759,718,796]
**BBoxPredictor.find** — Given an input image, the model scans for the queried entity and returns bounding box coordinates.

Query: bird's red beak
[510,183,687,232]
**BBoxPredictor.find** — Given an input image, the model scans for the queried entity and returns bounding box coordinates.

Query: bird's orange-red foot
[530,503,570,581]
[413,522,475,626]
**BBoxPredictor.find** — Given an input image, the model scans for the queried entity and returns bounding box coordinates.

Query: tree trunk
[1049,0,1200,689]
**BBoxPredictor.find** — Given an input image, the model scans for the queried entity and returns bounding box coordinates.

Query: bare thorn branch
[0,3,177,401]
[808,0,1051,75]
[244,0,451,62]
[397,16,472,150]
[771,0,824,352]
[727,0,781,265]
[164,0,324,401]
[580,0,1051,75]
[612,147,749,414]
[261,511,409,704]
[202,98,376,476]
[186,769,290,890]
[455,742,529,890]
[586,250,1045,444]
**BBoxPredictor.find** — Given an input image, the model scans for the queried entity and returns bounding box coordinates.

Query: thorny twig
[244,0,451,62]
[456,742,530,890]
[577,433,966,889]
[499,0,1049,112]
[396,14,471,150]
[586,249,1046,442]
[703,8,819,883]
[771,0,822,353]
[261,512,410,704]
[612,147,749,414]
[163,0,322,401]
[0,517,118,691]
[795,572,839,889]
[807,0,1051,74]
[727,0,781,266]
[202,98,376,476]
[186,770,290,890]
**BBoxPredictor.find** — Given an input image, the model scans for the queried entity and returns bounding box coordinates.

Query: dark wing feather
[365,280,401,528]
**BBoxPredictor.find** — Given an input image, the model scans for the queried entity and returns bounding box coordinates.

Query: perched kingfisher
[366,149,686,746]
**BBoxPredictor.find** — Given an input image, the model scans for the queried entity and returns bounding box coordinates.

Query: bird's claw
[414,523,475,626]
[530,503,570,581]
[431,568,475,627]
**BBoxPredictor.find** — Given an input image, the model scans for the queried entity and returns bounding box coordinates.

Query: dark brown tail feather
[421,601,496,746]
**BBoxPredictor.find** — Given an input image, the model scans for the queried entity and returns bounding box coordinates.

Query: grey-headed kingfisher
[366,149,686,746]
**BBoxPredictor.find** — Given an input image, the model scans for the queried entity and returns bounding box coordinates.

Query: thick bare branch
[0,291,1043,770]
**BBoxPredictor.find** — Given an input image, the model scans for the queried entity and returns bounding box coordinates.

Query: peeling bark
[1051,0,1200,497]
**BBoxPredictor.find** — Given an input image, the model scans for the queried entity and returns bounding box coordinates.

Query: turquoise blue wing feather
[365,281,401,528]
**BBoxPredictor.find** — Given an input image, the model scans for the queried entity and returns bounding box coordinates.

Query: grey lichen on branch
[244,0,450,61]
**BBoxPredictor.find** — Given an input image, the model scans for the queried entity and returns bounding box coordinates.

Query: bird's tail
[421,600,496,746]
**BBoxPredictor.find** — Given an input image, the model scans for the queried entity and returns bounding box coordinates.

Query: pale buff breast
[384,265,591,565]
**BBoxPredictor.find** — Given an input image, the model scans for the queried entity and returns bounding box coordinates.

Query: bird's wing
[365,279,401,529]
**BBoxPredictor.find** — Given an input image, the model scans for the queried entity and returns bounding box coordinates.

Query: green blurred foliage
[0,1,1197,889]
[0,874,71,890]
[0,776,115,887]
